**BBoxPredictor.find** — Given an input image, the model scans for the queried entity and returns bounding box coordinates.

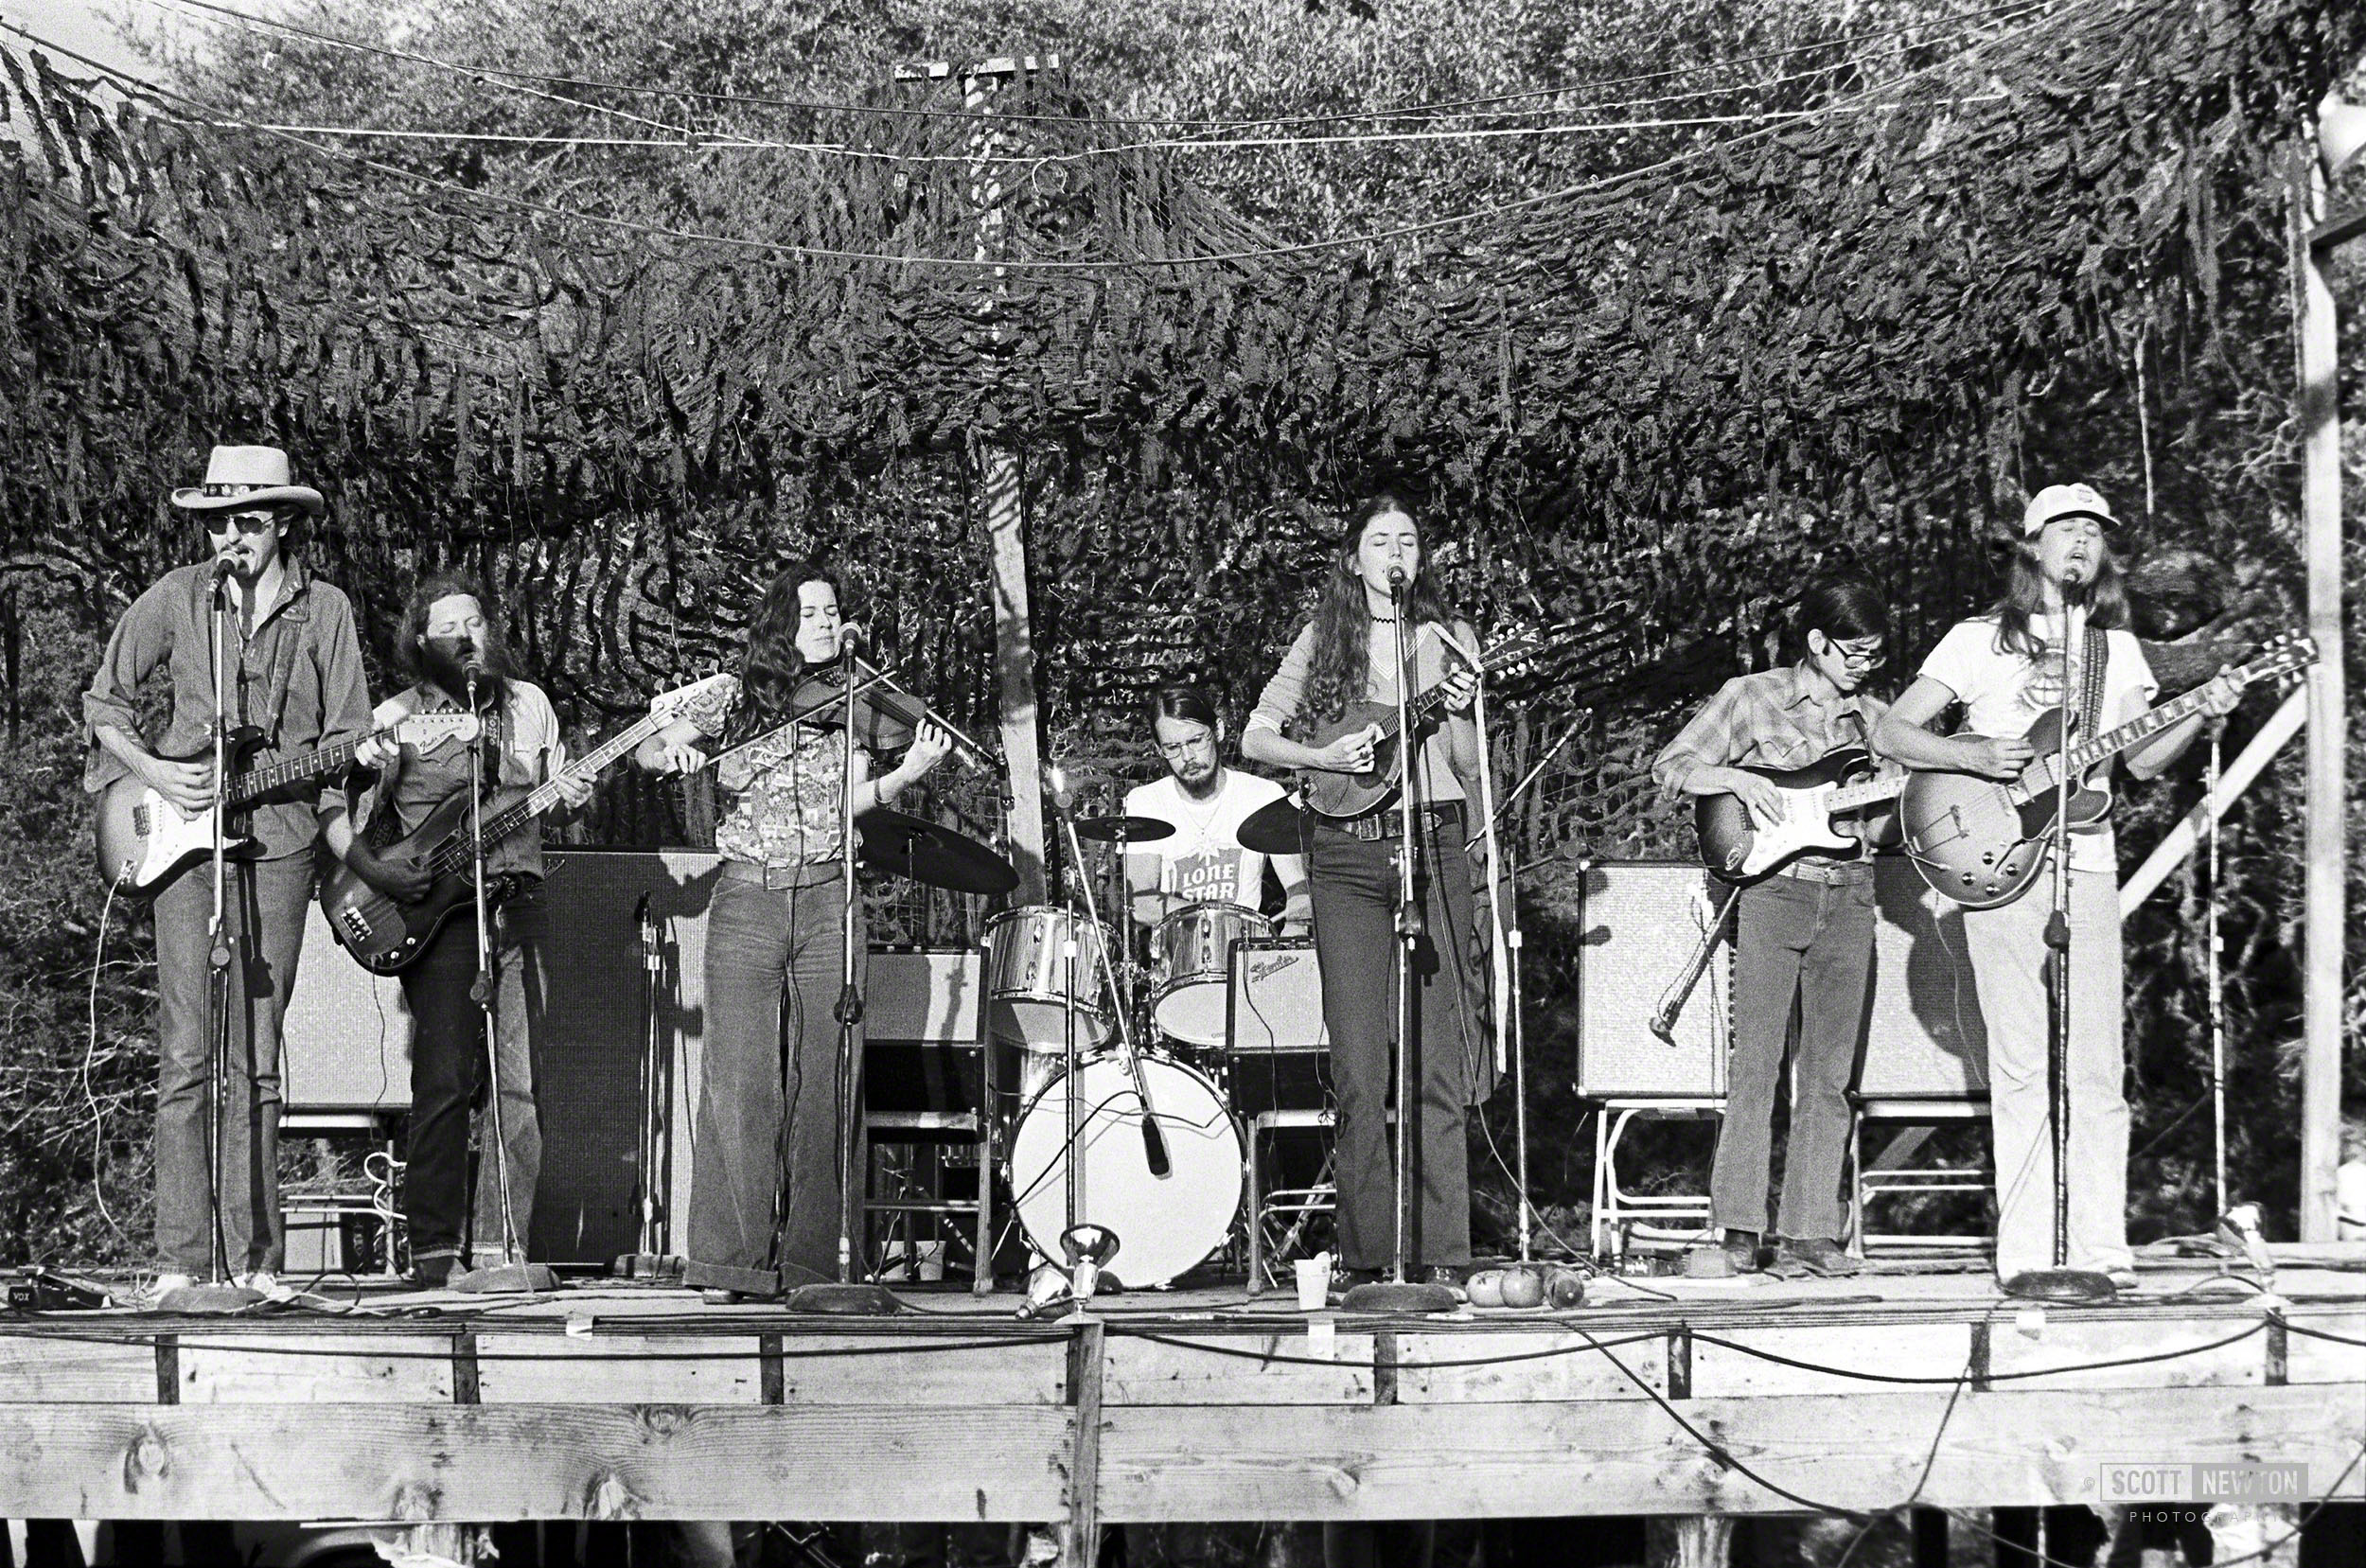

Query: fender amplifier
[1571,862,1730,1100]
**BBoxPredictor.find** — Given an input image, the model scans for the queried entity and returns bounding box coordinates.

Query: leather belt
[1323,801,1466,843]
[718,858,844,891]
[1773,856,1873,886]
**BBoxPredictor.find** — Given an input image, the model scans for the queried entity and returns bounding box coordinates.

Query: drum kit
[864,790,1319,1290]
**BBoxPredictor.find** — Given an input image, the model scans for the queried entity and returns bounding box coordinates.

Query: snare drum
[1151,902,1272,1047]
[984,906,1109,1053]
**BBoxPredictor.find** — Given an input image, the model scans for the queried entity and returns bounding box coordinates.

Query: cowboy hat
[169,445,325,516]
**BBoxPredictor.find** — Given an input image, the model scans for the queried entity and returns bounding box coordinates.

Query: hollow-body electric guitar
[1693,747,1906,883]
[1900,634,2314,909]
[95,713,480,895]
[1298,626,1550,819]
[319,674,737,974]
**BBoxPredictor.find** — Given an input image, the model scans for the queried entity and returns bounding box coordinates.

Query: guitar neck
[2039,676,2234,790]
[226,738,361,805]
[1825,772,1907,813]
[430,711,665,870]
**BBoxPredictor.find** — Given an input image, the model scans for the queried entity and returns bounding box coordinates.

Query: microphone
[1386,565,1409,597]
[1047,764,1074,816]
[837,622,868,653]
[463,654,486,713]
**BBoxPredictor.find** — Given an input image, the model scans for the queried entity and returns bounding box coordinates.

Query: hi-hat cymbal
[1236,797,1310,854]
[856,809,1019,896]
[1070,814,1174,844]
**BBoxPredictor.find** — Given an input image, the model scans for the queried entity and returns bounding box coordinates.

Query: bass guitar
[320,674,738,974]
[1298,625,1550,819]
[1693,747,1904,883]
[95,713,480,895]
[1901,633,2313,908]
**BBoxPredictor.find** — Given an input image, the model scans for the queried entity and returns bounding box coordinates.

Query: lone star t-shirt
[1122,768,1288,910]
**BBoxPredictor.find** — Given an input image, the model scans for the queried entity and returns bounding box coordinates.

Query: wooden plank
[1068,1323,1104,1568]
[0,1336,168,1403]
[1984,1318,2265,1390]
[179,1335,454,1404]
[1093,1385,2365,1521]
[775,1334,1065,1407]
[1395,1330,1668,1404]
[2283,1316,2366,1386]
[474,1336,759,1405]
[1689,1324,1972,1400]
[0,1404,1072,1521]
[1101,1332,1375,1406]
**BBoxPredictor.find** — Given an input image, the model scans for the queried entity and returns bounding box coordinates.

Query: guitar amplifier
[864,947,988,1119]
[1227,939,1329,1053]
[1571,863,1730,1099]
[1857,859,1989,1096]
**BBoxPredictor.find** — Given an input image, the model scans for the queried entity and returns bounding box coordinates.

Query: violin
[786,658,918,752]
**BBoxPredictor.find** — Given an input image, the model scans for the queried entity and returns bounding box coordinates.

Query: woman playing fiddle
[636,563,950,1294]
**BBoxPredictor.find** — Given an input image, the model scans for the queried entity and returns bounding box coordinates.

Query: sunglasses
[1822,636,1887,669]
[203,510,283,536]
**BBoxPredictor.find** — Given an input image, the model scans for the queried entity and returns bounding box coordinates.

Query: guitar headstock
[651,672,741,736]
[1481,614,1632,701]
[388,712,482,751]
[2239,631,2318,688]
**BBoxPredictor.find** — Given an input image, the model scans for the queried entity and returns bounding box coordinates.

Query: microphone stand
[1343,575,1457,1313]
[452,664,557,1295]
[162,556,262,1313]
[2004,588,2113,1304]
[790,645,901,1315]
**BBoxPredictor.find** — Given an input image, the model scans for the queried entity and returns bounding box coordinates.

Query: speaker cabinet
[1572,863,1731,1099]
[283,903,411,1111]
[1857,860,1989,1096]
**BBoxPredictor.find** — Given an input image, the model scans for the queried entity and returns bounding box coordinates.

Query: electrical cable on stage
[1687,1318,2268,1384]
[79,875,131,1247]
[1116,1325,1668,1372]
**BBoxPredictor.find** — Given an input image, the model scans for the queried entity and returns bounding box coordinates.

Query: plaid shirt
[1652,661,1887,798]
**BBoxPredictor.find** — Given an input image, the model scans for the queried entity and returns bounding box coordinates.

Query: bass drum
[1007,1052,1244,1289]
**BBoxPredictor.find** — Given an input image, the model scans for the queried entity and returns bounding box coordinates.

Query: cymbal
[1236,797,1310,854]
[1070,814,1174,845]
[856,809,1018,897]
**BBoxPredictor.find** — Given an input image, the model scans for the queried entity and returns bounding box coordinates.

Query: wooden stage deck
[0,1254,2358,1530]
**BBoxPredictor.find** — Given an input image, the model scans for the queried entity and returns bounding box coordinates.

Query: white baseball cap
[2022,482,2118,537]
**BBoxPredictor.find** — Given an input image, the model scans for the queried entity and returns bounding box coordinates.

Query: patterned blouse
[713,719,856,870]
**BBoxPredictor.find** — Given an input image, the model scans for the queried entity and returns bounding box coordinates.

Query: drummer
[1123,684,1309,938]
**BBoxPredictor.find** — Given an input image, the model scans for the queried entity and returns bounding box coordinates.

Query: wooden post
[1674,1515,1733,1568]
[1064,1318,1105,1568]
[2289,144,2346,1242]
[964,58,1049,904]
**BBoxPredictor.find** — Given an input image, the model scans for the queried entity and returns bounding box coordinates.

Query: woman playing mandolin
[1241,496,1486,1291]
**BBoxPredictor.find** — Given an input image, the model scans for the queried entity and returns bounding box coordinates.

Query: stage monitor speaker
[1856,859,1989,1097]
[283,903,412,1112]
[867,947,985,1045]
[1572,863,1730,1100]
[1227,940,1328,1054]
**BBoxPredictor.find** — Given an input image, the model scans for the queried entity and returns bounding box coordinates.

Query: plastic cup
[1294,1255,1332,1311]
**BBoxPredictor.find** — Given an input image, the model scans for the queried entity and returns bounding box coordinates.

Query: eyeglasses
[1825,638,1887,669]
[1157,733,1216,760]
[203,510,282,536]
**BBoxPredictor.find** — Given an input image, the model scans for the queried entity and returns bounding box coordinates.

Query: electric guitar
[1901,633,2314,908]
[1298,625,1551,819]
[1693,747,1906,883]
[94,713,480,895]
[319,674,738,974]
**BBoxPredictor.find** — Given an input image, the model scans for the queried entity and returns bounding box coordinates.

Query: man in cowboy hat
[84,445,375,1299]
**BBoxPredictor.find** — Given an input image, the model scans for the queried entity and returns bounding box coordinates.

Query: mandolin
[1297,626,1548,819]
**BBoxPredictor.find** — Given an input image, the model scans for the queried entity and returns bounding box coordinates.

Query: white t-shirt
[1122,768,1287,910]
[1916,613,2157,872]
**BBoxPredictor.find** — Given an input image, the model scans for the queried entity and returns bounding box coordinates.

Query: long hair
[396,571,516,686]
[1787,576,1890,661]
[1989,536,2129,659]
[733,561,843,745]
[1149,682,1220,731]
[1293,496,1457,733]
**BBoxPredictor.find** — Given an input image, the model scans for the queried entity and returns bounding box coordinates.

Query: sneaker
[1722,1230,1765,1275]
[1768,1238,1863,1278]
[2105,1268,2140,1293]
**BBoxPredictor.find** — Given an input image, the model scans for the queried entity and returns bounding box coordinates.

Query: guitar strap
[2075,624,2110,804]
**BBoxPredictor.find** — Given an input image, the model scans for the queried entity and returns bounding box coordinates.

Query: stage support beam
[2118,688,2305,916]
[2290,142,2347,1243]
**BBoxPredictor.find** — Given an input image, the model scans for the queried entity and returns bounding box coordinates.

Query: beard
[1174,757,1221,799]
[423,637,502,707]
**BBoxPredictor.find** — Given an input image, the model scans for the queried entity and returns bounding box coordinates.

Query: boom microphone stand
[1343,573,1457,1313]
[790,637,901,1315]
[453,662,557,1295]
[2004,588,2113,1304]
[161,555,263,1313]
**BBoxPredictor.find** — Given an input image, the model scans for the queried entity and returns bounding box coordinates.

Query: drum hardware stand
[788,649,902,1316]
[2004,590,2113,1305]
[454,665,558,1295]
[613,894,677,1280]
[162,559,264,1313]
[1343,573,1457,1314]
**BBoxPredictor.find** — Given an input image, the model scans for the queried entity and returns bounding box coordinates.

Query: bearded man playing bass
[1654,576,1891,1279]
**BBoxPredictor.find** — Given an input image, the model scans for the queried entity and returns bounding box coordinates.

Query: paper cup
[1293,1255,1332,1311]
[916,1240,945,1282]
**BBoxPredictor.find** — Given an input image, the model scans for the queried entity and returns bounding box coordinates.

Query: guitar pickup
[336,908,374,944]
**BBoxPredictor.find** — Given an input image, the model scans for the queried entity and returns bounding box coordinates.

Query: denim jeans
[1711,869,1876,1241]
[1961,864,2130,1278]
[1308,821,1484,1272]
[690,871,862,1287]
[396,888,545,1277]
[150,851,311,1277]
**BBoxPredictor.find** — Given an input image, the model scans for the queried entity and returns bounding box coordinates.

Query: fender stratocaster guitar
[1900,633,2313,908]
[94,713,480,895]
[319,674,737,974]
[1693,747,1906,883]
